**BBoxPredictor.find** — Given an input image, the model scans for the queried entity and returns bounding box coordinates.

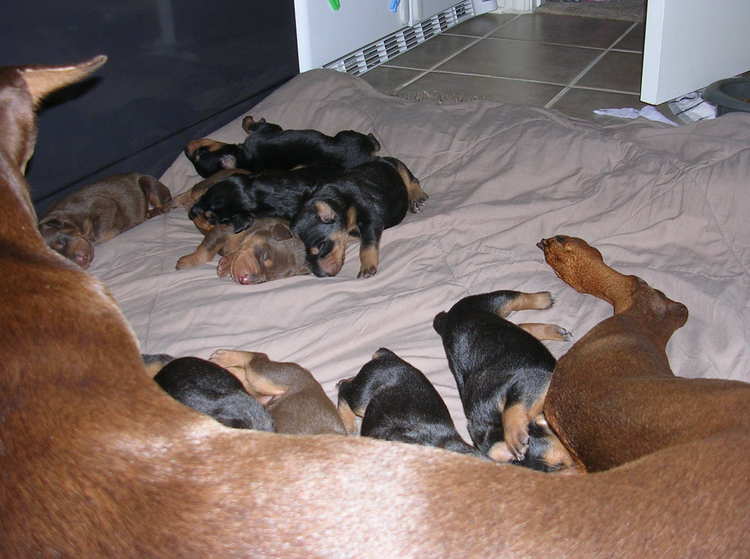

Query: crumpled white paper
[593,105,679,126]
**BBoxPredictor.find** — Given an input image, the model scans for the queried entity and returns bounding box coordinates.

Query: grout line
[545,21,638,109]
[392,14,523,94]
[381,66,640,96]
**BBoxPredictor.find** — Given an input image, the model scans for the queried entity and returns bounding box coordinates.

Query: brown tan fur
[210,350,346,435]
[171,168,253,209]
[2,59,749,558]
[184,137,226,159]
[215,219,309,284]
[393,157,429,213]
[38,173,172,268]
[174,170,308,283]
[539,235,750,472]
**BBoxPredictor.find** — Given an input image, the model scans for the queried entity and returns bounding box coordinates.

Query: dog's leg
[497,291,553,317]
[209,350,287,403]
[536,235,750,472]
[518,323,572,342]
[139,175,173,218]
[176,224,233,269]
[537,236,638,312]
[393,159,428,213]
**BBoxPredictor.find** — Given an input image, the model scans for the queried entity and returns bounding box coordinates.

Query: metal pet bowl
[703,77,750,116]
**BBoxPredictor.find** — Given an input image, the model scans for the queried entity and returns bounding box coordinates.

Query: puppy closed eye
[50,237,67,250]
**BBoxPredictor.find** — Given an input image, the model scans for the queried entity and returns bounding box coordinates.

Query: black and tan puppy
[292,156,428,278]
[187,165,342,234]
[337,348,484,459]
[149,355,274,432]
[38,173,172,268]
[184,116,380,178]
[433,290,576,472]
[209,350,346,435]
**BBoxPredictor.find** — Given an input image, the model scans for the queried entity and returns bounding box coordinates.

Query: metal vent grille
[323,1,475,76]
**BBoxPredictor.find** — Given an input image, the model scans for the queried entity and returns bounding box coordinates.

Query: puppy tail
[432,312,448,336]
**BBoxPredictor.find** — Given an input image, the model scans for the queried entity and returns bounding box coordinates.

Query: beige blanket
[91,69,750,437]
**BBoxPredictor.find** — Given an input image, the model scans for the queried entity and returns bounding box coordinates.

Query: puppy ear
[231,214,253,234]
[241,115,255,132]
[269,223,293,241]
[259,117,267,123]
[315,201,337,224]
[219,154,237,170]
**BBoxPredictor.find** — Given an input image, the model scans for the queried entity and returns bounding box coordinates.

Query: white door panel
[641,0,750,104]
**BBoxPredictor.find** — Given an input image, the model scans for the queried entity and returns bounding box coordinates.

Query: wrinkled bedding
[91,69,750,437]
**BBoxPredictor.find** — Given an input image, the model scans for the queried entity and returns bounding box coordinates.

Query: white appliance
[294,0,498,73]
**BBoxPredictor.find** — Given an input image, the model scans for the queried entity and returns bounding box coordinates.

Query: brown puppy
[210,350,346,435]
[174,170,309,282]
[38,172,172,268]
[538,235,750,472]
[4,59,750,558]
[215,219,308,284]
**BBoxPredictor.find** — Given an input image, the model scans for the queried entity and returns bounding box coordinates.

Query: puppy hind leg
[139,175,173,217]
[518,323,572,342]
[209,350,286,404]
[336,397,361,435]
[393,159,428,213]
[498,291,554,317]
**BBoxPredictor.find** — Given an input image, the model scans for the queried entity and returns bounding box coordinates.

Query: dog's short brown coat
[3,58,750,558]
[39,172,171,268]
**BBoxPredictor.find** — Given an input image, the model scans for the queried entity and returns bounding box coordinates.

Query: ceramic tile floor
[361,12,668,122]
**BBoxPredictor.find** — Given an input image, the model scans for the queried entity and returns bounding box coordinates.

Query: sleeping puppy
[176,215,309,285]
[214,220,309,284]
[433,290,576,472]
[149,355,275,432]
[292,156,428,278]
[184,116,380,178]
[337,348,485,459]
[209,350,346,435]
[186,165,342,234]
[38,173,172,268]
[173,170,310,280]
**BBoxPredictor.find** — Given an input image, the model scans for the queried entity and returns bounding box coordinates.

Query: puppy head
[218,223,306,285]
[292,199,349,278]
[184,138,240,178]
[38,217,95,268]
[188,177,255,233]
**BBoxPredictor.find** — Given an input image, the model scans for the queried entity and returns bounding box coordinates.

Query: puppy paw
[409,195,428,214]
[357,265,378,279]
[487,441,516,463]
[176,254,200,270]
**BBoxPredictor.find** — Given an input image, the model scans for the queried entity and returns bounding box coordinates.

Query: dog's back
[154,357,274,431]
[338,348,483,458]
[242,119,380,171]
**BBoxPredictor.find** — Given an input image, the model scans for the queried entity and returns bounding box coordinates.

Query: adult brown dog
[2,58,749,557]
[39,172,172,268]
[538,235,750,472]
